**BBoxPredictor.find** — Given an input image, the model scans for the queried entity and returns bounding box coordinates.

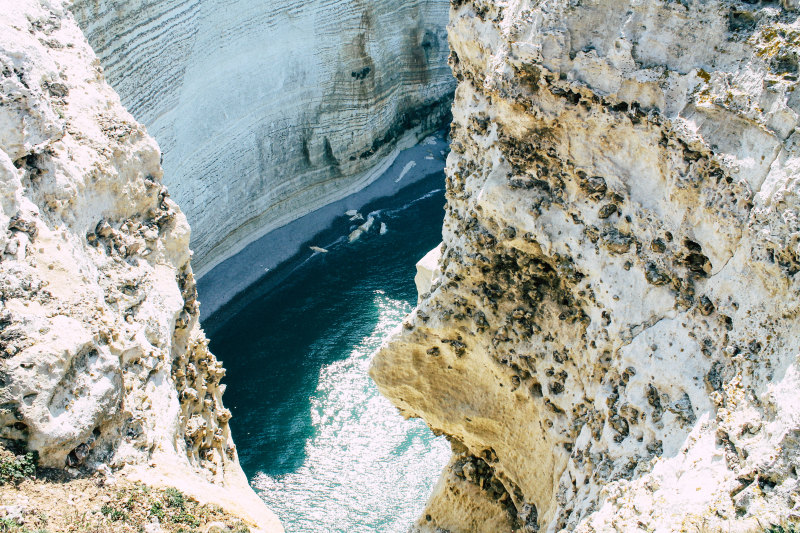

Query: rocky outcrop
[0,1,280,529]
[371,0,800,531]
[68,0,455,277]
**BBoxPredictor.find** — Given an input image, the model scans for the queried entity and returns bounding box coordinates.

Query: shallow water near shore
[198,132,451,319]
[204,172,451,532]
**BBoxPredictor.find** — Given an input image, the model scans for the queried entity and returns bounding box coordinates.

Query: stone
[203,522,231,533]
[348,216,374,242]
[0,504,26,523]
[68,0,455,278]
[370,0,800,530]
[0,2,281,530]
[144,521,164,533]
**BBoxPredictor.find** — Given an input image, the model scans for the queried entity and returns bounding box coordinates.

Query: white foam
[395,160,417,183]
[251,295,450,532]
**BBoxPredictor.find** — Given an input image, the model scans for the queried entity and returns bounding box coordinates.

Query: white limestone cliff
[68,0,456,278]
[371,0,800,531]
[0,1,281,529]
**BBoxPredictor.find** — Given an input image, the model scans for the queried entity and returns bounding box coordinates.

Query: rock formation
[371,0,800,531]
[68,0,456,277]
[0,1,280,529]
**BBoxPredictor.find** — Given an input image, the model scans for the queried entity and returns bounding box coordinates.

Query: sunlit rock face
[0,2,280,529]
[69,0,455,276]
[371,0,800,531]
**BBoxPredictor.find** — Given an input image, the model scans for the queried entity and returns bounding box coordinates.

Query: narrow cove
[202,166,451,532]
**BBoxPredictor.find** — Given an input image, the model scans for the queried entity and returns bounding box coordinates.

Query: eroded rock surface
[371,0,800,531]
[0,2,280,529]
[68,0,456,277]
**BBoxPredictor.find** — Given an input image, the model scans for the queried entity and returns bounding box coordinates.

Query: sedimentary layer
[0,2,280,529]
[68,0,456,277]
[371,0,800,531]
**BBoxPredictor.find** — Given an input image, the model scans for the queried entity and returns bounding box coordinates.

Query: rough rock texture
[0,1,280,530]
[68,0,456,277]
[371,0,800,531]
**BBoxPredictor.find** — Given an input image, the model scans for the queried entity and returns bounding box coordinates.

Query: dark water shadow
[203,174,446,477]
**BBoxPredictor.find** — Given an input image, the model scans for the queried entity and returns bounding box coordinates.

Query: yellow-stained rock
[371,0,800,530]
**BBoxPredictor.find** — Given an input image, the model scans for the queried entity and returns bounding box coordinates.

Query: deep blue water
[204,173,451,532]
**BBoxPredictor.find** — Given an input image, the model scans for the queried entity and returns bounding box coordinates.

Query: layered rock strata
[371,0,800,531]
[0,2,280,529]
[68,0,455,277]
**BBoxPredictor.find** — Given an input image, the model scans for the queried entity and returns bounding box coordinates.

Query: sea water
[204,173,451,532]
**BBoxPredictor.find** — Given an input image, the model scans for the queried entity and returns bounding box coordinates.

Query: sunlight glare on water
[253,293,450,532]
[205,174,452,533]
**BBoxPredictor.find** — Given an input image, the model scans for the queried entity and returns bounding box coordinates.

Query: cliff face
[68,0,455,277]
[371,0,800,531]
[0,1,279,529]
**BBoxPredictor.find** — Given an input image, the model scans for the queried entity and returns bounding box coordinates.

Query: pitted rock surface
[371,0,800,531]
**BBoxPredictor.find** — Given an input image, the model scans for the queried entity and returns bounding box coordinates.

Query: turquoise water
[204,174,451,532]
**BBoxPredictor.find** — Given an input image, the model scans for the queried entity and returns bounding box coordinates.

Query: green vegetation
[149,500,165,519]
[100,504,127,522]
[0,474,250,532]
[172,509,200,528]
[0,517,49,533]
[88,485,249,532]
[164,487,186,509]
[0,450,37,486]
[766,524,800,533]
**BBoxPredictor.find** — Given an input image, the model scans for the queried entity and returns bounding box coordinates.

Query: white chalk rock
[348,216,375,242]
[0,3,281,530]
[371,1,800,531]
[69,0,455,276]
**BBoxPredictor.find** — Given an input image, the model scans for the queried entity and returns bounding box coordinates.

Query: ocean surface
[204,172,451,532]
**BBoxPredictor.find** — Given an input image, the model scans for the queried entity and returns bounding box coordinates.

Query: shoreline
[197,131,449,321]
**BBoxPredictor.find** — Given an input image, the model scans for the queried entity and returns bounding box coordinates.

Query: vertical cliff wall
[68,0,455,277]
[0,1,280,529]
[371,0,800,531]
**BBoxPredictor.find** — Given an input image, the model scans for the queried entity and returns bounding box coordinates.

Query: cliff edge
[69,0,455,280]
[0,1,280,530]
[371,0,800,531]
